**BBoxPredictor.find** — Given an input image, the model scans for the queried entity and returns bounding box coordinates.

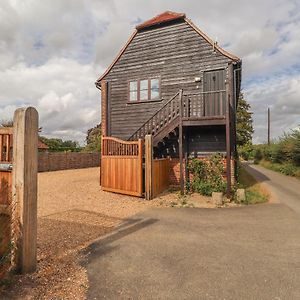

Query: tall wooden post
[179,89,184,195]
[145,134,153,200]
[267,107,270,145]
[12,107,38,273]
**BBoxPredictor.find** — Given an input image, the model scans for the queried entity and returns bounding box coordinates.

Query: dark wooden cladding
[103,20,231,140]
[187,126,226,156]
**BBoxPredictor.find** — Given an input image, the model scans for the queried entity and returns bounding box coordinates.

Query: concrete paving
[244,163,300,214]
[83,204,300,299]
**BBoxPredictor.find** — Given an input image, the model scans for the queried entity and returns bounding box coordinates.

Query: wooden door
[203,69,226,116]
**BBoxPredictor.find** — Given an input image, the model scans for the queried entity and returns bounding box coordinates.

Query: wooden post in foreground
[145,135,153,200]
[12,107,38,273]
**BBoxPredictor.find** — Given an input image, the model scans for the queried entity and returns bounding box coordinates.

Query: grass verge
[237,166,269,205]
[258,160,300,179]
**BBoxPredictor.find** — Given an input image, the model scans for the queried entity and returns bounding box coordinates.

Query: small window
[150,79,159,100]
[140,80,148,101]
[128,78,160,102]
[129,81,138,101]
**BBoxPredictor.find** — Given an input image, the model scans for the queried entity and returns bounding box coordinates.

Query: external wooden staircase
[128,89,227,156]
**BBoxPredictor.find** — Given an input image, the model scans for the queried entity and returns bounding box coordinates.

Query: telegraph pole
[267,107,270,145]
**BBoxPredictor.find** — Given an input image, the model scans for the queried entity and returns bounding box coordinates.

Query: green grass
[259,160,300,179]
[237,167,269,205]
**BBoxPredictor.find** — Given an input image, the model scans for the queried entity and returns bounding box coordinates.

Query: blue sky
[0,0,299,144]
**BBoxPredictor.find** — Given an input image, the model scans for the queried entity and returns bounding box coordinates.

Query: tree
[236,92,254,146]
[83,123,101,152]
[39,136,81,152]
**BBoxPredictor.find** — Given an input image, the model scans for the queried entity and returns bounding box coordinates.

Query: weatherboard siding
[102,20,231,140]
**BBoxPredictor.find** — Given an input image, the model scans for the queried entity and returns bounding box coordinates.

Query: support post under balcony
[179,89,184,195]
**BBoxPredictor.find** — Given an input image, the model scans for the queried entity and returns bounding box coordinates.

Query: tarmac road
[84,203,300,299]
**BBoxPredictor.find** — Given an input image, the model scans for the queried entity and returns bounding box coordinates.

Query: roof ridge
[96,13,240,84]
[136,11,186,30]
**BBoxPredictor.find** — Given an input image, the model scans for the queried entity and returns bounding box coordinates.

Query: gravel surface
[2,168,153,299]
[1,167,226,299]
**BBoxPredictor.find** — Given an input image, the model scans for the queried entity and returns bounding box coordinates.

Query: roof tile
[136,11,185,30]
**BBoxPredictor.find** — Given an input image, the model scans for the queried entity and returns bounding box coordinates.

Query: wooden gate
[0,128,13,210]
[0,128,13,271]
[101,137,143,197]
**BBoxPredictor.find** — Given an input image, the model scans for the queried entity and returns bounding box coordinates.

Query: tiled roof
[38,140,49,149]
[136,11,185,30]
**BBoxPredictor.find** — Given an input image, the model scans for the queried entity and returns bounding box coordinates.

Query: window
[129,81,138,101]
[140,80,148,101]
[150,78,159,100]
[128,78,160,102]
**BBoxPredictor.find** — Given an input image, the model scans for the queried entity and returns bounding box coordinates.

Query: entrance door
[203,69,226,116]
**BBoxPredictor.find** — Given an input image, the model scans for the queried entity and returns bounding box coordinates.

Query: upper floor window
[129,78,160,102]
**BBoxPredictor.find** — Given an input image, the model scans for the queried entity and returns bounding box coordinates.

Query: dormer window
[128,78,160,102]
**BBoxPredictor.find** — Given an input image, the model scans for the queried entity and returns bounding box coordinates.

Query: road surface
[84,205,300,299]
[244,163,300,214]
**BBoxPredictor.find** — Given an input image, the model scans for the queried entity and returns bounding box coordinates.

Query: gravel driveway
[2,168,156,299]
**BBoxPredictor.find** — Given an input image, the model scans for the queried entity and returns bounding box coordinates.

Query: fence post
[145,135,153,200]
[12,107,38,274]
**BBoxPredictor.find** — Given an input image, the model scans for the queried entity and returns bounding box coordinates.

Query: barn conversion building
[96,11,241,196]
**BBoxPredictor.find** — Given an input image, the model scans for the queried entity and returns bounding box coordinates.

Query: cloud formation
[0,0,299,143]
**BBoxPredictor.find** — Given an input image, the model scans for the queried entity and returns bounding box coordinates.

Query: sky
[0,0,299,144]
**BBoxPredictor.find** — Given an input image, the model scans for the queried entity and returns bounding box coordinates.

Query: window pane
[140,80,148,100]
[140,80,148,91]
[130,90,137,101]
[130,81,137,91]
[151,79,159,99]
[140,89,148,100]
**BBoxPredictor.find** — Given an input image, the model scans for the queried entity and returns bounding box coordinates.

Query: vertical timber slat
[145,134,153,200]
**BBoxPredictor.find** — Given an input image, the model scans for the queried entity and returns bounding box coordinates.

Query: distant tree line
[39,136,81,152]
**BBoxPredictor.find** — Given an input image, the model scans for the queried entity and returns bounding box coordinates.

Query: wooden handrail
[128,90,181,141]
[128,90,226,142]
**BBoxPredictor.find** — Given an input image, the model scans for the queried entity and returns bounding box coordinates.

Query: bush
[188,154,226,196]
[238,143,254,161]
[253,126,300,177]
[253,148,263,164]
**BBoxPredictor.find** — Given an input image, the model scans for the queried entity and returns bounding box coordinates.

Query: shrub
[238,143,254,161]
[188,154,226,196]
[253,148,263,164]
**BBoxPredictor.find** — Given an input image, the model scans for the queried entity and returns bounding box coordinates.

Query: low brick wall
[169,157,235,187]
[38,152,100,172]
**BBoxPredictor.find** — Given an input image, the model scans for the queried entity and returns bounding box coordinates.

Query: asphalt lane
[83,204,300,299]
[244,163,300,214]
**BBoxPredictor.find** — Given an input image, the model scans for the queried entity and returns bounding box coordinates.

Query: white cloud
[0,0,299,144]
